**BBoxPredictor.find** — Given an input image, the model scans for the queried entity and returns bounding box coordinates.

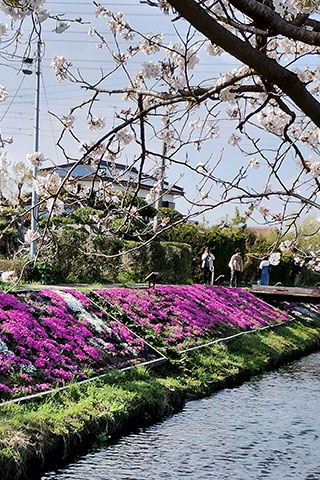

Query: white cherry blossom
[88,115,105,130]
[24,229,40,243]
[1,271,18,283]
[249,158,259,169]
[54,21,70,34]
[0,85,8,102]
[141,61,161,79]
[61,115,75,129]
[115,128,133,144]
[26,151,44,167]
[46,197,64,216]
[269,252,281,266]
[279,240,293,251]
[139,34,163,55]
[0,23,7,36]
[228,134,241,146]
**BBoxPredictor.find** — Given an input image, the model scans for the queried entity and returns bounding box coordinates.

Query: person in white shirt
[201,247,215,285]
[228,248,244,287]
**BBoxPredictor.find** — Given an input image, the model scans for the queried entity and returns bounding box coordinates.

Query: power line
[41,73,64,161]
[0,75,26,124]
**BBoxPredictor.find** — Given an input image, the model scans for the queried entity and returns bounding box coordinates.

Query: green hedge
[165,223,247,283]
[30,229,192,285]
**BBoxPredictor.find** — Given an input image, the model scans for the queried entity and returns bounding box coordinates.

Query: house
[41,160,184,209]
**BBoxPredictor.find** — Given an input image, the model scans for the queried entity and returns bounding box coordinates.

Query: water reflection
[42,353,320,480]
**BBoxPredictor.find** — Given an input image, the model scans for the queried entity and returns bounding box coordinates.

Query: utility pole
[154,117,169,230]
[30,39,41,259]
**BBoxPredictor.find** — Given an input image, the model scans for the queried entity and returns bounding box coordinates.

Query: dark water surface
[41,353,320,480]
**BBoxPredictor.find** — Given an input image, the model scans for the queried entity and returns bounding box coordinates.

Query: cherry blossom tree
[1,0,320,274]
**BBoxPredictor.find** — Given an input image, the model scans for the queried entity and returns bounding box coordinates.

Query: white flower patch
[21,363,37,374]
[0,338,12,355]
[59,291,108,333]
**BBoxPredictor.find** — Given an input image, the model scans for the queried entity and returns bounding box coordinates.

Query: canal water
[41,353,320,480]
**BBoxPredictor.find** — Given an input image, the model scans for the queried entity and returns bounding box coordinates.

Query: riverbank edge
[1,317,320,480]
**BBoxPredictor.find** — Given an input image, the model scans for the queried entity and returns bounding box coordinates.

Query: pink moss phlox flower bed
[0,289,155,399]
[95,285,290,351]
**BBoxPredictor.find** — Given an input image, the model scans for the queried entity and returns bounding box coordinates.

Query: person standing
[228,248,243,287]
[290,262,301,287]
[201,247,215,285]
[258,257,270,286]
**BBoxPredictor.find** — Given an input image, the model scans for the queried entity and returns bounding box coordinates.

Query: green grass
[1,318,320,480]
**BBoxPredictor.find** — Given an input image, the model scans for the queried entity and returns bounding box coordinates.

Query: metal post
[30,39,41,259]
[153,117,169,230]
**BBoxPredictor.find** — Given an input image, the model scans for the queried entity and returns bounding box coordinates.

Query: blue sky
[0,1,313,226]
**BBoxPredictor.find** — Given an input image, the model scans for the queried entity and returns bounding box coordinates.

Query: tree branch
[167,0,320,128]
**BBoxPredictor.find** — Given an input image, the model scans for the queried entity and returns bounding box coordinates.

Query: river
[41,352,320,480]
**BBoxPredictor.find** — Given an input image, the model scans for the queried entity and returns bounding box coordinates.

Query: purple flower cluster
[95,285,290,351]
[277,301,320,319]
[0,289,154,399]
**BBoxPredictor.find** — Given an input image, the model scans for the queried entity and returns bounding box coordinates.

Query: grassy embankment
[1,317,320,480]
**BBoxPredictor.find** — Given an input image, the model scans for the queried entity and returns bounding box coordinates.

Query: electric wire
[41,73,61,161]
[0,75,26,124]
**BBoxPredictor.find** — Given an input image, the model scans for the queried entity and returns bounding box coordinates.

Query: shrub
[0,258,32,282]
[28,228,192,285]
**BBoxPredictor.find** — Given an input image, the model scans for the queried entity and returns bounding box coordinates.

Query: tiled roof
[41,160,184,196]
